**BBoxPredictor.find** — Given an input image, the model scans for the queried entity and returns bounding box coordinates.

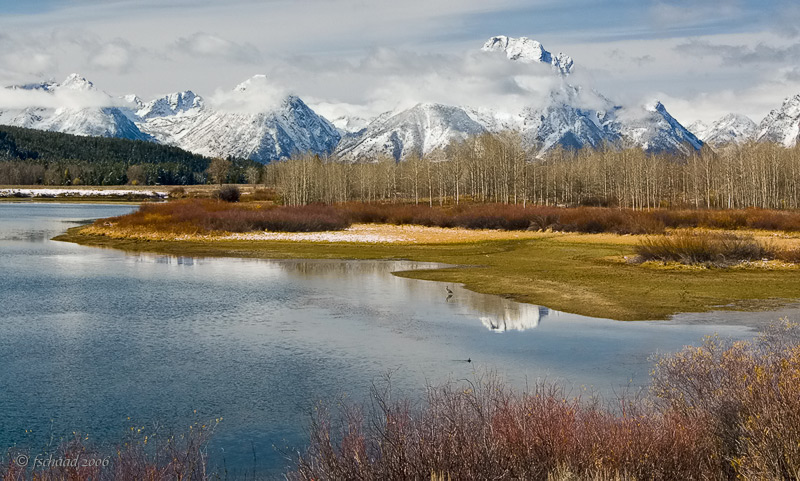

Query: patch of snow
[223,228,407,243]
[0,188,167,198]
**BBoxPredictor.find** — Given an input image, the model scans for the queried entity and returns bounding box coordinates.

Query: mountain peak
[690,114,756,147]
[757,94,800,147]
[644,99,665,112]
[137,90,204,120]
[123,94,143,108]
[481,36,573,75]
[59,73,95,91]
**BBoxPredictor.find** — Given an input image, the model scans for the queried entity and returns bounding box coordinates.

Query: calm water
[0,203,762,476]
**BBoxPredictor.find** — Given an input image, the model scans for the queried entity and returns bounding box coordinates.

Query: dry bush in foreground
[289,377,716,480]
[651,321,800,479]
[289,322,800,481]
[4,324,799,480]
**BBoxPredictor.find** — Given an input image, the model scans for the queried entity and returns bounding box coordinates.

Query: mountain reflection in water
[480,304,550,332]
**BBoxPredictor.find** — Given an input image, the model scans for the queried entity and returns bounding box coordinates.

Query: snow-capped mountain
[618,101,703,155]
[1,38,709,163]
[338,38,702,160]
[757,94,800,147]
[517,85,620,153]
[137,91,204,120]
[688,121,711,141]
[135,76,340,163]
[58,73,95,91]
[688,114,757,147]
[0,74,151,142]
[336,103,486,160]
[330,116,370,136]
[482,36,574,75]
[0,74,341,163]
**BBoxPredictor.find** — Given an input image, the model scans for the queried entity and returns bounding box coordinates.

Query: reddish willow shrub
[289,322,800,481]
[338,204,800,234]
[289,375,716,480]
[653,208,800,231]
[102,199,800,236]
[651,321,800,479]
[103,199,351,234]
[339,203,667,234]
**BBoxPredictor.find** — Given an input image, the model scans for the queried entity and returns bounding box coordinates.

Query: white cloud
[257,48,562,121]
[207,74,288,113]
[0,85,123,111]
[675,39,800,65]
[0,0,797,129]
[89,39,140,72]
[654,78,800,125]
[175,33,262,64]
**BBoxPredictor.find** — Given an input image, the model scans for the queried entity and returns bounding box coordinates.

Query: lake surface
[0,203,766,476]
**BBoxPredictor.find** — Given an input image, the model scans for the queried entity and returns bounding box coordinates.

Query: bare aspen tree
[259,132,800,210]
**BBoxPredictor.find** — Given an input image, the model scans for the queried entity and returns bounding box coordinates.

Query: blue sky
[0,0,799,123]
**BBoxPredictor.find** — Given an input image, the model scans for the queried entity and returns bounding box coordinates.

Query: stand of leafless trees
[265,132,800,209]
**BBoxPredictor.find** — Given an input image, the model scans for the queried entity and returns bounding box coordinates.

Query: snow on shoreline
[0,188,168,198]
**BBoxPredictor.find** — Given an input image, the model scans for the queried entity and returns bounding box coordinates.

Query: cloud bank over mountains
[1,0,800,127]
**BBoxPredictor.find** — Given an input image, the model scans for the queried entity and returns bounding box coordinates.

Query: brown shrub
[289,374,717,481]
[103,199,350,234]
[636,230,774,266]
[290,322,800,480]
[652,208,800,231]
[168,186,187,199]
[214,185,241,203]
[775,248,800,264]
[651,321,800,479]
[103,200,800,237]
[339,204,666,234]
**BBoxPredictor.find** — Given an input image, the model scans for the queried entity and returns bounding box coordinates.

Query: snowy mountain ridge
[335,37,703,160]
[0,74,152,142]
[688,113,757,147]
[0,73,341,163]
[137,91,204,120]
[757,94,800,148]
[15,34,800,162]
[134,77,341,163]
